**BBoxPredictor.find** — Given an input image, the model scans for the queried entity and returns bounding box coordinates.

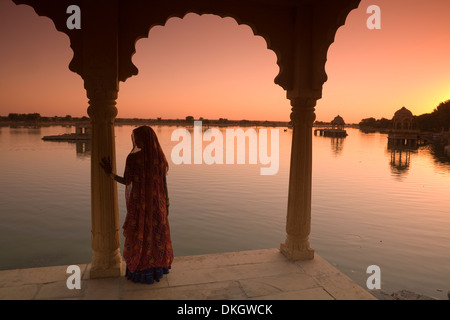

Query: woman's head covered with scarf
[130,125,168,176]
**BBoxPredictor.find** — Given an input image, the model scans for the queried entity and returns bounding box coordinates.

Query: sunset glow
[1,0,449,123]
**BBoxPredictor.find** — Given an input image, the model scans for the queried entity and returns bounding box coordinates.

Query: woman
[100,126,173,284]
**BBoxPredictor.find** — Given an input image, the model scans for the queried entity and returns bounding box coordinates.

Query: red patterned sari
[122,126,173,284]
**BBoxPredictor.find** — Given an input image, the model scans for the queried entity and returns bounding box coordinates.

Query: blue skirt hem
[125,266,171,284]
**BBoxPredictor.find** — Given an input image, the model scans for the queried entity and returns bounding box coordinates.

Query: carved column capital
[87,99,118,124]
[85,80,118,124]
[290,98,317,126]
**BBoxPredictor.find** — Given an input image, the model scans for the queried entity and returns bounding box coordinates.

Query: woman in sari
[100,126,173,284]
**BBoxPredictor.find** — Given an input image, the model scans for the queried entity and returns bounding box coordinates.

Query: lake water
[0,124,449,299]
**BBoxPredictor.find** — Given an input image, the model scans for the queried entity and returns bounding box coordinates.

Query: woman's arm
[100,157,126,185]
[164,175,169,208]
[110,173,126,185]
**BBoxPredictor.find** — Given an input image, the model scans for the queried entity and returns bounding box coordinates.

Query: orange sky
[0,0,449,123]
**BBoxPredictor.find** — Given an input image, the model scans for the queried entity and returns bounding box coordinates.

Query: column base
[280,237,314,261]
[89,249,123,279]
[90,265,122,279]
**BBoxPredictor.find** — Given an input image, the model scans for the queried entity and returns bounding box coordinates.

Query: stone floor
[0,248,376,300]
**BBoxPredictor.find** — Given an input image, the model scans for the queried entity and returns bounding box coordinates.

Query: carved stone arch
[13,0,362,100]
[310,0,362,95]
[117,1,297,92]
[12,0,83,79]
[10,0,365,276]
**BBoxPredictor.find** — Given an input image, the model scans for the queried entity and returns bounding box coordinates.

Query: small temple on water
[314,115,348,137]
[42,123,91,141]
[387,107,423,148]
[387,107,423,176]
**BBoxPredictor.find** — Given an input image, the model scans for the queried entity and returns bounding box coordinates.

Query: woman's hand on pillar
[100,156,112,175]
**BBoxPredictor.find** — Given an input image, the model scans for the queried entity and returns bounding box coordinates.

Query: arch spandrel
[12,0,362,99]
[117,0,297,90]
[310,0,361,94]
[12,0,83,79]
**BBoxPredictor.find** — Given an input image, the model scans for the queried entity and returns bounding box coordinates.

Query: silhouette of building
[331,115,345,130]
[393,107,413,131]
[11,0,362,278]
[42,122,91,141]
[75,122,91,135]
[387,107,422,177]
[388,107,422,148]
[314,115,348,137]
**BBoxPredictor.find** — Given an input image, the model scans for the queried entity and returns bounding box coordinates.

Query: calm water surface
[0,125,449,299]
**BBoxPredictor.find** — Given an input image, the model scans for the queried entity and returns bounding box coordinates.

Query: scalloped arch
[129,12,280,75]
[12,0,83,78]
[12,0,362,98]
[118,8,293,91]
[314,0,362,88]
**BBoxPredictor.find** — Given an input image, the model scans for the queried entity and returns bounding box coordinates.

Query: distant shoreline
[116,118,291,127]
[0,118,291,128]
[0,117,362,128]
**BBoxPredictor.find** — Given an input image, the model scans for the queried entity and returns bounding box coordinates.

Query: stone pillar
[280,98,316,260]
[87,89,122,278]
[78,0,122,279]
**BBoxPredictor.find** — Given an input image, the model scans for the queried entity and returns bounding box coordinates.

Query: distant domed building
[314,115,347,137]
[388,106,421,148]
[392,106,414,131]
[331,115,345,130]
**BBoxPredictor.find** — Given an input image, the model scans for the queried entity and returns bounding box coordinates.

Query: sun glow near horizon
[1,0,450,123]
[119,13,289,122]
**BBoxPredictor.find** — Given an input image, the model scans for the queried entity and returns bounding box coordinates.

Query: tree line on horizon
[359,100,450,132]
[3,100,449,132]
[2,113,89,123]
[0,113,287,126]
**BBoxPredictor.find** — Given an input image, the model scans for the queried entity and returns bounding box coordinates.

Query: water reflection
[386,131,423,179]
[75,141,91,157]
[42,140,92,158]
[25,127,42,135]
[387,141,450,177]
[427,143,450,168]
[2,125,450,299]
[388,147,414,177]
[9,126,41,134]
[313,133,346,157]
[330,137,345,156]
